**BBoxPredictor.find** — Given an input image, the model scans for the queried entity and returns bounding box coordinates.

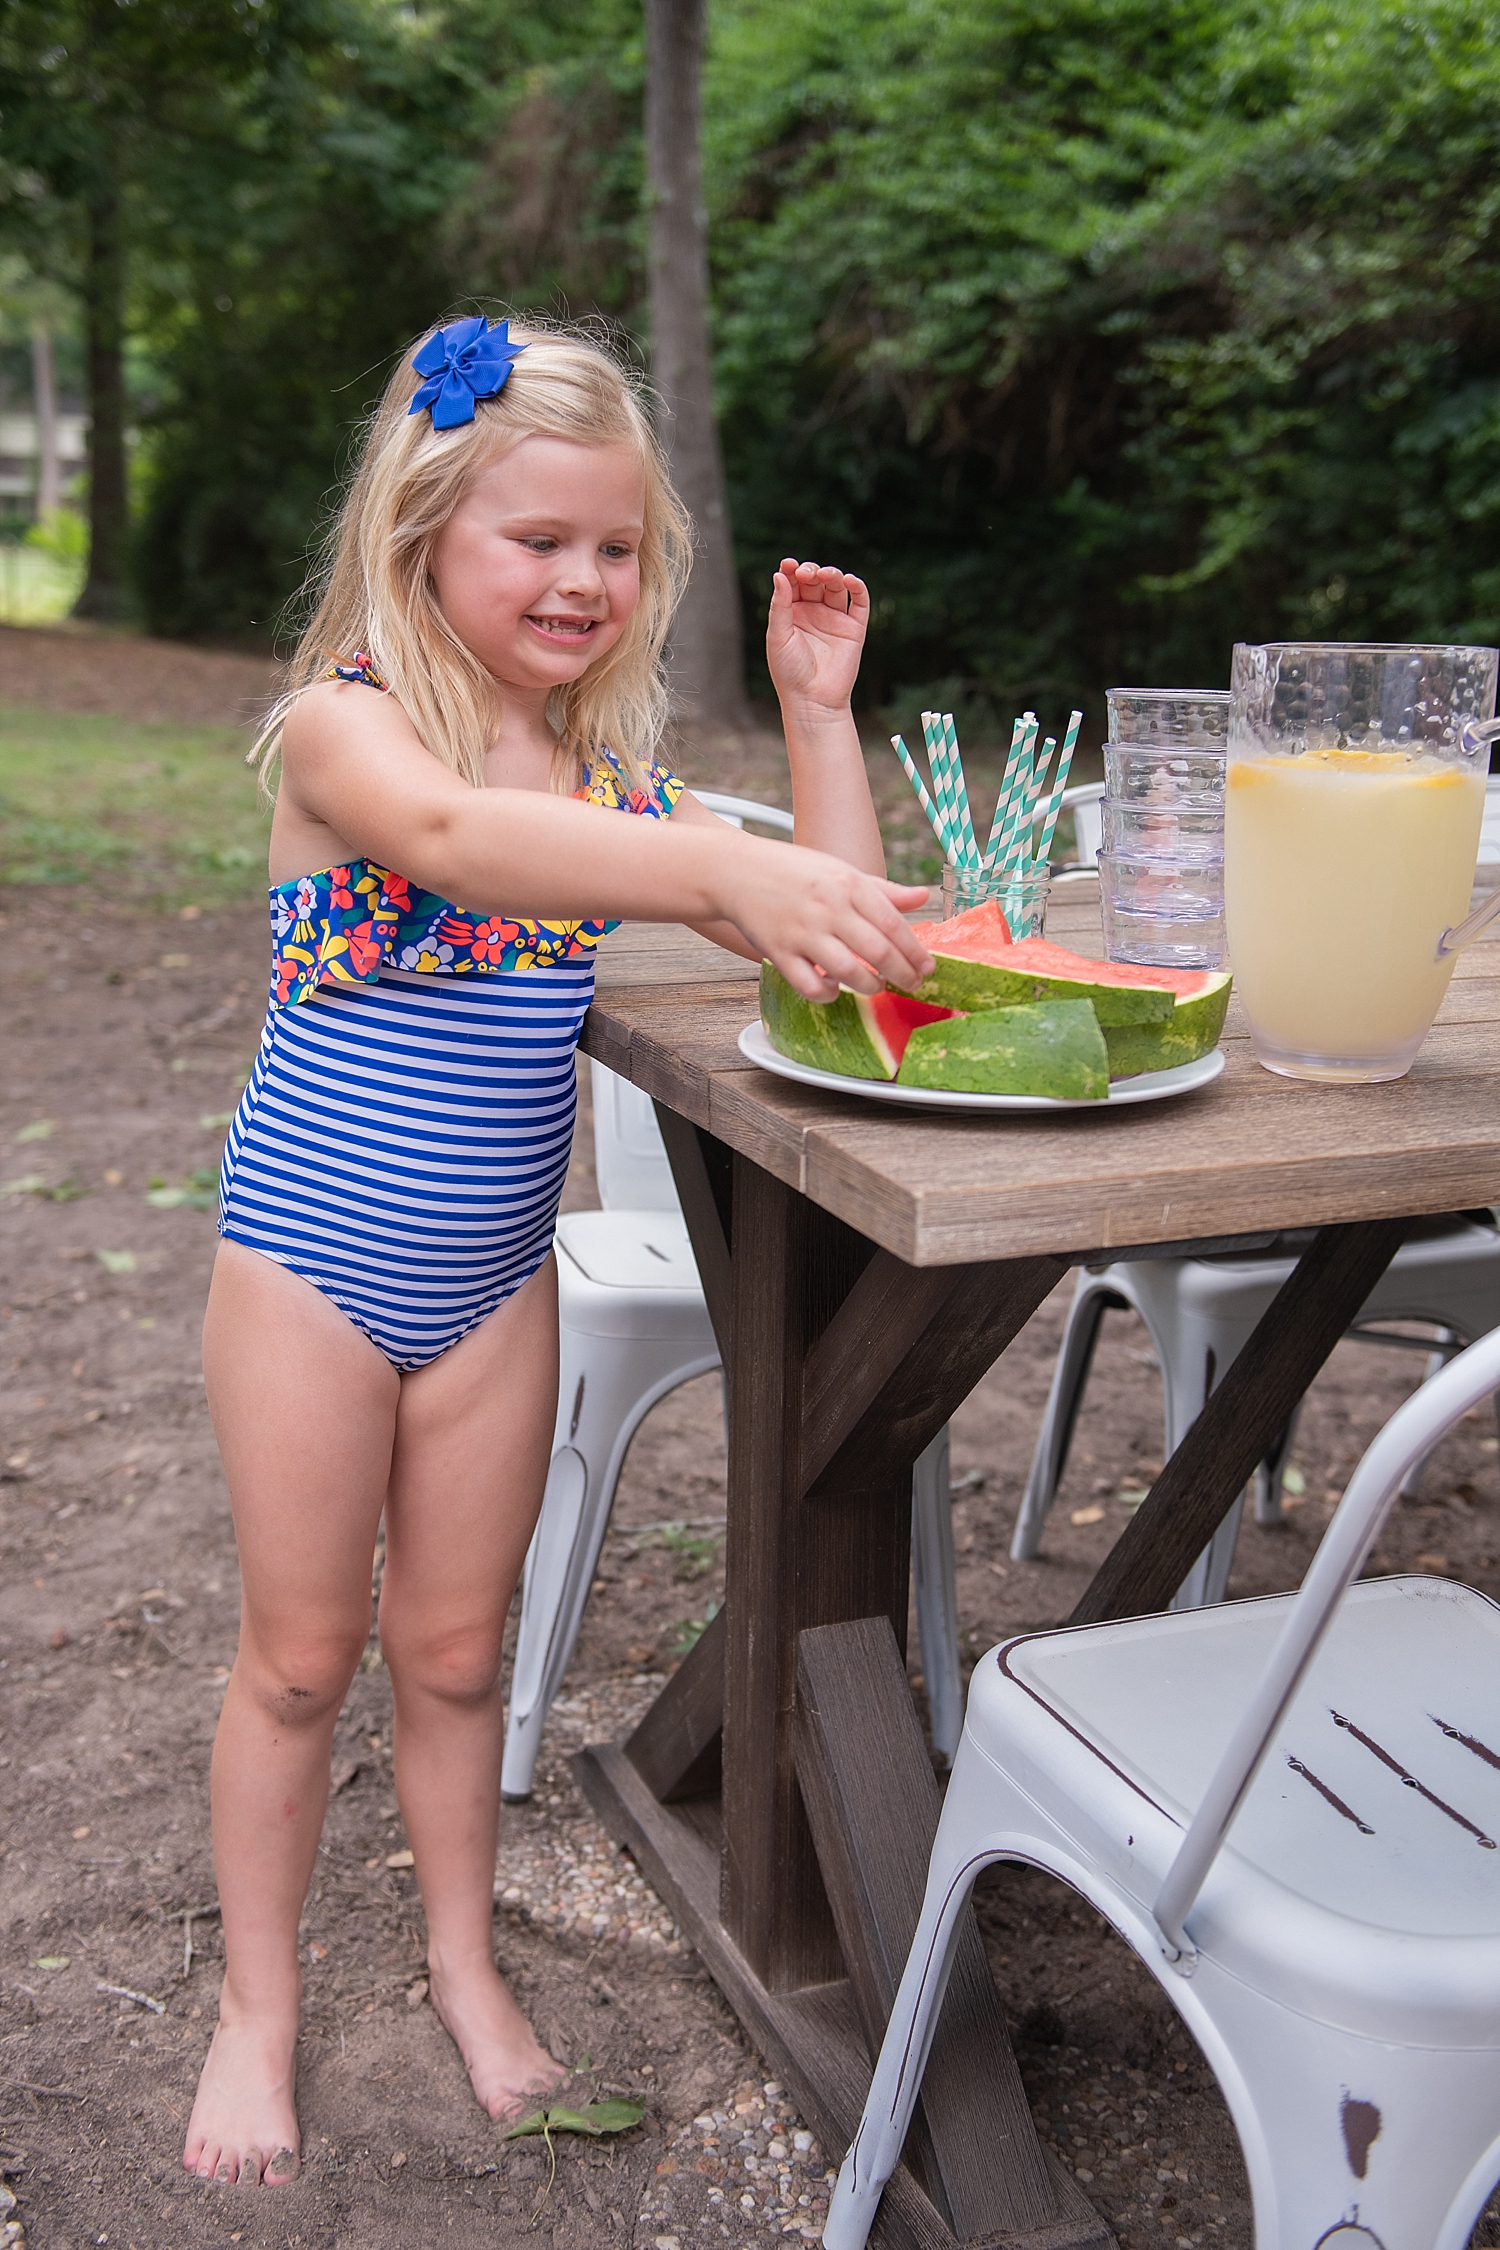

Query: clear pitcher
[1226,642,1499,1082]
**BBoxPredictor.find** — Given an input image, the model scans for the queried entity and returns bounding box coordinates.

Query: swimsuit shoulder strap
[324,652,388,691]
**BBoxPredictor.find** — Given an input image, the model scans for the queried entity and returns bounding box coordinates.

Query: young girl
[185,314,934,2189]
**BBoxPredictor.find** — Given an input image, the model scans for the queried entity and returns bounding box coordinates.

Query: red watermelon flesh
[860,989,960,1073]
[989,938,1214,1001]
[919,903,1213,1000]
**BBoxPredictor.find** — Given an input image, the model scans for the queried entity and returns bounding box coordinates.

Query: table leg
[577,1144,1092,2250]
[1072,1218,1409,1625]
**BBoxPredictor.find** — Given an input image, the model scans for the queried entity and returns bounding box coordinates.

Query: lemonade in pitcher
[1226,642,1499,1082]
[1225,749,1485,1080]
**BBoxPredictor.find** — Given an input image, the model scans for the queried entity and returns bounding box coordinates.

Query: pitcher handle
[1436,721,1500,957]
[1438,886,1500,959]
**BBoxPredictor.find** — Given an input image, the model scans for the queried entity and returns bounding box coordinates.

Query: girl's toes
[214,2150,238,2184]
[265,2147,300,2185]
[239,2148,263,2187]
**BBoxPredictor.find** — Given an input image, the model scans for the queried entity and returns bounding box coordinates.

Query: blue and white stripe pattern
[218,959,593,1369]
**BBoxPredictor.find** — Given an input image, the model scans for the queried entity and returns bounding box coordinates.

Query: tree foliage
[2,0,1498,707]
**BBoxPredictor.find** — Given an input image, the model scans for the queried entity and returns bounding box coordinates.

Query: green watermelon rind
[758,961,905,1079]
[1100,973,1233,1076]
[915,953,1177,1026]
[895,1000,1110,1100]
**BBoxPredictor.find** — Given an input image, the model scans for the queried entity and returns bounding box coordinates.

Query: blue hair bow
[408,315,526,431]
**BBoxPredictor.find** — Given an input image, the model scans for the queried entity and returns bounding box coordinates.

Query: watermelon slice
[759,962,957,1081]
[897,1000,1109,1100]
[910,904,1232,1071]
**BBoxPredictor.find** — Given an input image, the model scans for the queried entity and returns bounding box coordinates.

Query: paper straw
[920,713,955,850]
[1032,709,1083,869]
[940,713,981,868]
[891,734,958,862]
[982,715,1030,869]
[991,714,1040,877]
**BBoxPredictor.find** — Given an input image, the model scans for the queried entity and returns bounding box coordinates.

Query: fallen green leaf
[1282,1465,1307,1497]
[672,1600,720,1656]
[1,1173,48,1196]
[35,1955,70,1970]
[15,1118,53,1142]
[199,1112,235,1130]
[95,1248,137,1273]
[503,2097,644,2142]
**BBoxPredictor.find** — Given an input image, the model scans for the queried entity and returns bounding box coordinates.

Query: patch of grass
[0,702,269,909]
[0,544,86,626]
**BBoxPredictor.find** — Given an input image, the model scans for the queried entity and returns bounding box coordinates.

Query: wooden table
[573,887,1500,2250]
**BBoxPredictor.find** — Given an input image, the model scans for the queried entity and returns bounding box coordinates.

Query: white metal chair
[501,795,965,1799]
[1013,1217,1500,1608]
[827,1321,1500,2250]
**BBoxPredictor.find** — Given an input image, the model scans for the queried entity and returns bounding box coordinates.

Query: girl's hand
[718,837,933,1001]
[766,557,869,716]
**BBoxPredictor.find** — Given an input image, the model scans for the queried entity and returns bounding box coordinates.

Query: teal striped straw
[939,712,981,868]
[981,715,1029,869]
[922,712,973,869]
[989,713,1041,876]
[1032,709,1083,869]
[890,734,959,862]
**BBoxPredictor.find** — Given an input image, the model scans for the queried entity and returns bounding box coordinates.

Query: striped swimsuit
[219,723,683,1370]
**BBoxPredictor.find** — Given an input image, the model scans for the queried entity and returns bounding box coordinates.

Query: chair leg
[501,1438,617,1802]
[911,1426,961,1767]
[1253,1405,1302,1526]
[501,1334,719,1801]
[823,1854,984,2250]
[1011,1278,1126,1560]
[1400,1328,1462,1498]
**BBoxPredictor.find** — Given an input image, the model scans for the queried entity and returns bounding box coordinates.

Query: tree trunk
[645,0,749,735]
[31,328,61,520]
[73,180,130,622]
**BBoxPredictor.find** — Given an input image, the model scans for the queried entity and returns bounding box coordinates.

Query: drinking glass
[1098,854,1226,969]
[1101,804,1226,863]
[1106,688,1231,747]
[1226,642,1500,1082]
[1103,745,1227,810]
[941,863,1050,940]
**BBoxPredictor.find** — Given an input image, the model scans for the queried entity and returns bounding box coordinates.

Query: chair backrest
[1060,781,1104,869]
[590,791,792,1210]
[696,791,796,835]
[1152,1320,1500,1960]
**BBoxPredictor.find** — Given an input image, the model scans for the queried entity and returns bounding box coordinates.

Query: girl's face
[429,436,646,698]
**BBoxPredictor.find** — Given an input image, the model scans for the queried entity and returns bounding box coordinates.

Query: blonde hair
[256,315,692,793]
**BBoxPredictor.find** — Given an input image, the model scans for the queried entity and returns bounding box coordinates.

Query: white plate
[737,1020,1225,1114]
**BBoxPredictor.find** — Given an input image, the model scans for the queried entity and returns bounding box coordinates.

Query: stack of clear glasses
[1097,687,1231,968]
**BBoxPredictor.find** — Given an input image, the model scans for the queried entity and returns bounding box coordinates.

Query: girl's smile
[429,435,644,705]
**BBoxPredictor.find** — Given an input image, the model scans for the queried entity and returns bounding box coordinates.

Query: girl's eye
[601,543,634,561]
[521,536,558,553]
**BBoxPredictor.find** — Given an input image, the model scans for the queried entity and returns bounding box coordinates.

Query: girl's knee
[236,1628,366,1724]
[384,1622,505,1708]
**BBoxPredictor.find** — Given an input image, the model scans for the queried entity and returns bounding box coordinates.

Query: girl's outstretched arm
[278,688,933,1002]
[670,556,898,956]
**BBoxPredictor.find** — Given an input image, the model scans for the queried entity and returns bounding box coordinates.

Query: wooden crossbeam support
[797,1618,1060,2242]
[624,1605,725,1802]
[1072,1219,1409,1625]
[805,1257,1069,1498]
[654,1105,735,1363]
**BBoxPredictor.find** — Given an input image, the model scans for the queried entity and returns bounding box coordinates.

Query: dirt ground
[5,628,1500,2250]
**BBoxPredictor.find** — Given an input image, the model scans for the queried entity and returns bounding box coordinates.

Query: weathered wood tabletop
[573,887,1500,2250]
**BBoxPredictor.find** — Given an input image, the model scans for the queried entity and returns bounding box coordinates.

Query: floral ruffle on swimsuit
[268,658,682,1008]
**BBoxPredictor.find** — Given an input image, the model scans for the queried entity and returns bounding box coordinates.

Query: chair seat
[975,1577,1500,2041]
[555,1213,715,1341]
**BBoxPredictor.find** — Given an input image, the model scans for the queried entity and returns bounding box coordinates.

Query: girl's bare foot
[184,2004,301,2186]
[427,1951,566,2121]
